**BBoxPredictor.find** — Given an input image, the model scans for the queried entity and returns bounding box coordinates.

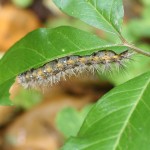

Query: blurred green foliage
[56,105,93,138]
[13,89,42,109]
[11,0,33,8]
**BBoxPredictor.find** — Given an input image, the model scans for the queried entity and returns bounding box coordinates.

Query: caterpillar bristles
[17,50,133,89]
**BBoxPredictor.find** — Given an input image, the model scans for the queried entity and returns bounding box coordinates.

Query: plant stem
[118,34,150,57]
[124,43,150,57]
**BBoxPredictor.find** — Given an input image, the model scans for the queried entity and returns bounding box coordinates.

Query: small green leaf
[13,89,42,109]
[62,71,150,150]
[56,106,93,138]
[0,26,126,105]
[53,0,124,35]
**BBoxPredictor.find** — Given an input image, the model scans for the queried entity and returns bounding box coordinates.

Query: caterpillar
[17,50,133,89]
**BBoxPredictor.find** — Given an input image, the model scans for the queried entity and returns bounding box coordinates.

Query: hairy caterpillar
[17,50,133,89]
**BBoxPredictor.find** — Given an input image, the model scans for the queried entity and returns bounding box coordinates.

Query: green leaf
[0,26,127,105]
[62,71,150,150]
[56,105,93,138]
[53,0,124,35]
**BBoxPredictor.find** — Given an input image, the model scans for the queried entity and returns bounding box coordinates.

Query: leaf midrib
[113,77,150,150]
